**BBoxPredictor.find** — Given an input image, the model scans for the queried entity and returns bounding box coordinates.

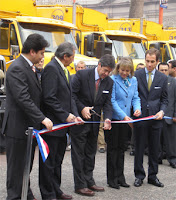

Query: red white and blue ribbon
[33,130,49,162]
[33,115,174,162]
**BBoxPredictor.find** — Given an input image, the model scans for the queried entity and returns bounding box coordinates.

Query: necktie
[123,79,129,88]
[32,65,36,73]
[95,78,101,91]
[148,72,152,91]
[64,68,69,83]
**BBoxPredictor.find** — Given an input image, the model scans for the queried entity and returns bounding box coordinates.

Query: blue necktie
[124,79,129,88]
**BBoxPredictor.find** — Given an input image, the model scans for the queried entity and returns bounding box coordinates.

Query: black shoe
[170,162,176,168]
[108,183,120,189]
[148,178,164,187]
[130,151,135,156]
[134,178,143,187]
[119,182,130,188]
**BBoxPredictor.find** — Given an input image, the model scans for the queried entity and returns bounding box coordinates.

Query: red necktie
[95,78,101,91]
[32,65,36,73]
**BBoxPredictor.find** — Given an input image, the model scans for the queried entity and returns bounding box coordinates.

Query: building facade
[76,0,176,27]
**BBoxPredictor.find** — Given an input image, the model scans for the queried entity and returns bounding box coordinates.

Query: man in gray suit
[134,48,168,188]
[158,62,176,168]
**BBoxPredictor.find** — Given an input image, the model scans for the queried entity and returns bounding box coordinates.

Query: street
[0,148,176,200]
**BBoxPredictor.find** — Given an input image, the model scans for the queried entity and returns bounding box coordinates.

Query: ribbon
[33,115,174,162]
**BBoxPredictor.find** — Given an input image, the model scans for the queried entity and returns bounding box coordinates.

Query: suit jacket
[71,68,113,134]
[2,55,45,139]
[111,74,141,120]
[165,76,176,124]
[135,68,168,128]
[41,58,79,137]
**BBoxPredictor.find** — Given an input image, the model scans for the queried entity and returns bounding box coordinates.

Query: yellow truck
[145,40,176,62]
[0,11,98,74]
[1,0,146,68]
[0,0,108,32]
[108,18,176,62]
[79,30,147,69]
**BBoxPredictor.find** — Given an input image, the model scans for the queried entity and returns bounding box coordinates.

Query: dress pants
[5,136,36,200]
[105,123,128,186]
[39,135,67,200]
[71,124,97,190]
[98,112,106,150]
[134,121,161,180]
[163,122,176,163]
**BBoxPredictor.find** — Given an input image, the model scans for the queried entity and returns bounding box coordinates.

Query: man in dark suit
[168,60,176,78]
[39,42,83,200]
[134,48,168,188]
[71,54,115,196]
[2,34,53,200]
[158,62,176,168]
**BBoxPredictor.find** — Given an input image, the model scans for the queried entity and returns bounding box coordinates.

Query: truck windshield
[107,38,145,59]
[170,45,176,60]
[18,23,79,53]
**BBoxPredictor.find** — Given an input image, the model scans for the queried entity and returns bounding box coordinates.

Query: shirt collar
[55,56,66,71]
[21,54,33,67]
[145,67,156,75]
[95,67,100,81]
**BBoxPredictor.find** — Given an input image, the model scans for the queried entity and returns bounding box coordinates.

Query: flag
[33,130,49,162]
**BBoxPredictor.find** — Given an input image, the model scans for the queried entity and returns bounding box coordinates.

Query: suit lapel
[54,58,70,89]
[95,78,106,102]
[88,69,95,103]
[23,60,41,91]
[137,69,148,93]
[149,70,160,92]
[115,75,128,94]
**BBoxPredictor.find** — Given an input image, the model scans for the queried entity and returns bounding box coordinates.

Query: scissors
[90,109,101,118]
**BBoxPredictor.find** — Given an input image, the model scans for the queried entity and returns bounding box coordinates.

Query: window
[0,22,9,49]
[10,24,18,46]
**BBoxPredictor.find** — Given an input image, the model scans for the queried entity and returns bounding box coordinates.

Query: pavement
[0,147,176,200]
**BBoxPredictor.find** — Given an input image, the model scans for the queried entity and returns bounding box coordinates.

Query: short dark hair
[169,60,176,68]
[22,33,49,53]
[145,48,160,61]
[55,42,75,59]
[98,54,115,69]
[158,62,169,70]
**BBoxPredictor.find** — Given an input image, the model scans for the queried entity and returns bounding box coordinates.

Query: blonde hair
[113,57,134,77]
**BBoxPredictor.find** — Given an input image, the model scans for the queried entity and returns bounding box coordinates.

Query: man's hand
[42,117,53,131]
[75,116,84,125]
[154,110,164,120]
[133,109,141,117]
[173,117,176,123]
[103,118,111,130]
[81,106,94,119]
[66,113,76,123]
[124,116,133,129]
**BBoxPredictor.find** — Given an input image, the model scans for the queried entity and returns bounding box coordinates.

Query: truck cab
[0,16,98,74]
[145,40,176,62]
[79,30,146,69]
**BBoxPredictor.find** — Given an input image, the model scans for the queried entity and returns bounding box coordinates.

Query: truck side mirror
[76,33,80,49]
[10,45,19,59]
[86,34,94,57]
[96,41,112,59]
[149,43,160,50]
[104,42,112,55]
[96,41,105,58]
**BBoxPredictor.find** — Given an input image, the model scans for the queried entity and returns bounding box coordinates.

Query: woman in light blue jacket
[105,57,141,189]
